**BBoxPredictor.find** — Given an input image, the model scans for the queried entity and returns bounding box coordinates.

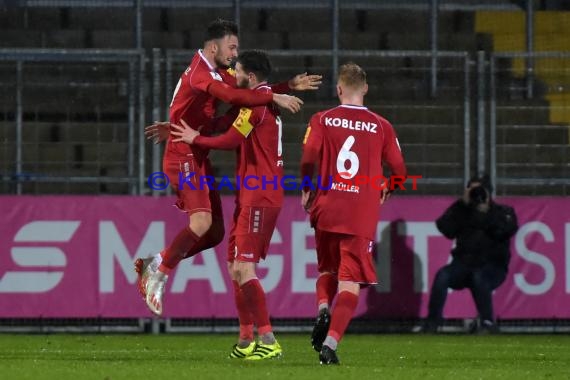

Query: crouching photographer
[423,175,518,333]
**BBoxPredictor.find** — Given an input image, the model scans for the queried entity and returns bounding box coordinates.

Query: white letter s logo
[0,221,80,293]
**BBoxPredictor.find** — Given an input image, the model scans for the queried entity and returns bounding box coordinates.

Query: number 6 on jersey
[336,136,359,179]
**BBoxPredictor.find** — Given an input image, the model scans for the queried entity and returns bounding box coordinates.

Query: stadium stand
[0,3,567,196]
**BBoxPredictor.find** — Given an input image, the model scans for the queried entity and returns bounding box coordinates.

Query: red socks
[241,279,272,335]
[159,226,200,273]
[316,273,338,308]
[328,291,358,342]
[232,280,254,341]
[183,218,225,259]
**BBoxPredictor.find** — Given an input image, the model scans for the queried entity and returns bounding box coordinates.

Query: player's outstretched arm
[300,116,323,184]
[210,107,241,134]
[271,72,323,94]
[207,80,272,106]
[288,72,323,91]
[144,121,171,144]
[273,93,303,113]
[170,120,203,144]
[207,80,303,114]
[171,119,245,150]
[193,127,245,150]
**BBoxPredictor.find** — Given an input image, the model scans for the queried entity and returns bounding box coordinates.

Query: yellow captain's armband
[303,125,312,144]
[232,108,254,137]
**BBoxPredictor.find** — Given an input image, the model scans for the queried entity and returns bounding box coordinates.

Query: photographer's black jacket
[436,200,518,271]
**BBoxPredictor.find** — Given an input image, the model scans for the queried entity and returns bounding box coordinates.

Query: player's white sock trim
[318,303,329,312]
[323,336,338,350]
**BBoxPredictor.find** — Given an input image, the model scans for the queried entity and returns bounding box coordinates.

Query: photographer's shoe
[420,320,439,334]
[319,345,340,365]
[311,308,331,352]
[478,320,499,335]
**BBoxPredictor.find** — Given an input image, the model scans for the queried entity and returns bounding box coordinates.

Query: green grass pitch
[1,333,569,380]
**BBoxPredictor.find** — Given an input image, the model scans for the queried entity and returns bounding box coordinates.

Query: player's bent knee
[234,261,256,284]
[229,264,241,283]
[189,211,213,236]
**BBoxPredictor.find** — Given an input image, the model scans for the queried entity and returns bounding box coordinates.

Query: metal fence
[490,51,570,196]
[160,49,472,195]
[0,0,568,195]
[3,0,533,96]
[2,48,570,195]
[0,48,146,194]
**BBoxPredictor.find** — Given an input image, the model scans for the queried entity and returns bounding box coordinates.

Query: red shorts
[163,157,223,218]
[315,229,377,285]
[227,205,281,263]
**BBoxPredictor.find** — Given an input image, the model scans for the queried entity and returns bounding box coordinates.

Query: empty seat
[92,30,135,49]
[0,30,43,48]
[42,30,87,49]
[288,32,331,49]
[27,8,62,30]
[143,31,185,49]
[240,31,284,50]
[167,8,233,32]
[69,8,134,30]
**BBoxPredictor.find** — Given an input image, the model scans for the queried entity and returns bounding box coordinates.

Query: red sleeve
[207,80,273,106]
[194,127,245,150]
[300,114,323,191]
[381,120,407,178]
[270,81,291,94]
[211,106,240,133]
[194,107,257,150]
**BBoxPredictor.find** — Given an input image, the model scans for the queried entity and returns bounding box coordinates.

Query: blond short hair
[338,62,367,89]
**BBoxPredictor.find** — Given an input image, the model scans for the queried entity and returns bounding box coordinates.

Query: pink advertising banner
[0,196,568,319]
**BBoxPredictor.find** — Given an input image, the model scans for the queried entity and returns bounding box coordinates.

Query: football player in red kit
[301,63,407,364]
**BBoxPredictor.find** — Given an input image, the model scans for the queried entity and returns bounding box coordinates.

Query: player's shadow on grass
[359,219,423,331]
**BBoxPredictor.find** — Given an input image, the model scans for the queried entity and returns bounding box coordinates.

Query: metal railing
[6,0,535,97]
[489,51,570,196]
[0,48,474,195]
[3,48,569,195]
[160,49,472,194]
[0,48,146,194]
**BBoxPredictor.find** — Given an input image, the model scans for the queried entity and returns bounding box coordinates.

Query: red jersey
[234,85,283,208]
[167,50,221,160]
[194,85,284,208]
[166,50,274,161]
[301,104,406,240]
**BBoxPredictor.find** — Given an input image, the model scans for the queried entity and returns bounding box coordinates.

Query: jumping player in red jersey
[136,19,319,316]
[170,50,285,360]
[300,63,407,365]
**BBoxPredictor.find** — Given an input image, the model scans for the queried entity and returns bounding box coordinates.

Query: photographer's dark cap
[467,174,493,195]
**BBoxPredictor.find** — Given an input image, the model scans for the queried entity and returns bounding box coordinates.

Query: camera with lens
[468,185,488,206]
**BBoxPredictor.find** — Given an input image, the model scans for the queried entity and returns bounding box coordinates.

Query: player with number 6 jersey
[301,100,406,241]
[300,62,406,365]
